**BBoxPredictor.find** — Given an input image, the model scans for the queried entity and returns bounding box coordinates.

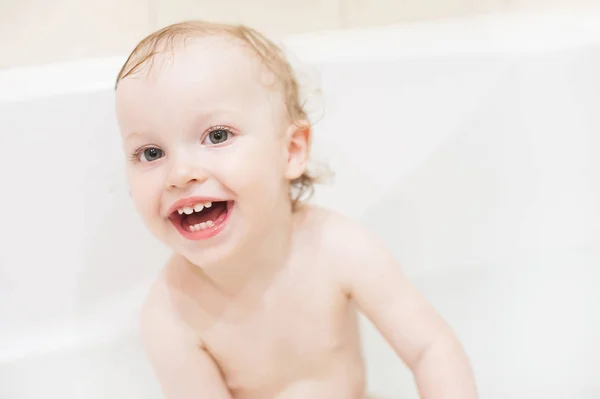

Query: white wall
[2,0,600,68]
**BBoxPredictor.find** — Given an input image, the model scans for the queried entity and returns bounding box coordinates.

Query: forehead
[116,36,282,132]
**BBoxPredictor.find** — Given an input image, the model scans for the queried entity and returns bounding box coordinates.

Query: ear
[284,121,311,181]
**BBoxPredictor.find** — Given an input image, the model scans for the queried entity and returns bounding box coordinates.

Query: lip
[168,200,234,241]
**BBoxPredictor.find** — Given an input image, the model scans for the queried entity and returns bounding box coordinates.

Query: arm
[140,283,233,399]
[333,219,478,399]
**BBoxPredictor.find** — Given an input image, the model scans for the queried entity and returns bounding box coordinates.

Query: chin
[170,211,245,268]
[179,244,237,269]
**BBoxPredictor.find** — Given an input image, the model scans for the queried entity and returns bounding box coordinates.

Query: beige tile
[507,0,600,10]
[153,0,341,37]
[472,0,513,14]
[0,0,151,68]
[341,0,476,27]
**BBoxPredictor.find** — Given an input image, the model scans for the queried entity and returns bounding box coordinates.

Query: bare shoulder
[140,265,197,352]
[139,259,234,398]
[301,207,449,367]
[297,204,366,237]
[299,205,390,256]
[296,205,395,288]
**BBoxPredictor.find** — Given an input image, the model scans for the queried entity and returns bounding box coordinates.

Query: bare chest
[200,273,361,395]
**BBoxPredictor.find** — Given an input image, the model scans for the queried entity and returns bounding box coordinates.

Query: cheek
[128,170,162,217]
[221,141,285,192]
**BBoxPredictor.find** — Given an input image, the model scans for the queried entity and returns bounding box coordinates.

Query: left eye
[203,128,231,145]
[140,147,164,162]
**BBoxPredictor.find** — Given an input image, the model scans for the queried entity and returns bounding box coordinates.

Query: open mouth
[169,200,233,239]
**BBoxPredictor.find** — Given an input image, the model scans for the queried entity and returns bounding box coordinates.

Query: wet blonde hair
[115,20,322,208]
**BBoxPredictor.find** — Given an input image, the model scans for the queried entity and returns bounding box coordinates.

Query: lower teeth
[189,220,214,232]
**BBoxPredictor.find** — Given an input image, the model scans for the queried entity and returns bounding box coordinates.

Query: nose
[165,155,208,190]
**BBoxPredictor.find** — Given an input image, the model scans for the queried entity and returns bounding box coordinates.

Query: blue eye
[204,128,231,145]
[140,147,164,162]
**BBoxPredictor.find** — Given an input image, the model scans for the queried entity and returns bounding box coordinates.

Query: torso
[161,206,368,399]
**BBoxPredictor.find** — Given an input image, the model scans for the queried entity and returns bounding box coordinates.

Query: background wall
[1,0,599,69]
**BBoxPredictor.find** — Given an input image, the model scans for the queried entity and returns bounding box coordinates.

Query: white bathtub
[1,11,599,399]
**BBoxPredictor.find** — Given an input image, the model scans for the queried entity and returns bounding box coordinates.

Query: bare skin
[140,206,476,399]
[116,34,478,399]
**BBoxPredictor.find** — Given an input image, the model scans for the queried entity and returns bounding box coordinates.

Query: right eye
[139,147,164,162]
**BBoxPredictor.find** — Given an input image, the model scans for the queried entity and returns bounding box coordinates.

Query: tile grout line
[147,0,159,31]
[337,0,347,29]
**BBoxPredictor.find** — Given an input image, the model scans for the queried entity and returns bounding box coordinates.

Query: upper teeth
[177,202,213,215]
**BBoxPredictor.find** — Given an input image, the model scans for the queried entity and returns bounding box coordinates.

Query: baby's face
[116,37,294,266]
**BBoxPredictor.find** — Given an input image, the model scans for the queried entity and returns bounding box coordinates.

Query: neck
[188,202,295,299]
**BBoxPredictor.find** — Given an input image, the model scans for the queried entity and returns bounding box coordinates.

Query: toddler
[115,21,478,399]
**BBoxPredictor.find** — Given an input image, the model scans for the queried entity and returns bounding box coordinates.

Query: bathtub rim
[2,10,600,103]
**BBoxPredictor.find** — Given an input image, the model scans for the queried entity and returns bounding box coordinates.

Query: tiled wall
[1,0,598,68]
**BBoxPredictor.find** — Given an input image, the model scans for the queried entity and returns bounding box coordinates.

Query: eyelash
[129,125,234,163]
[203,125,233,145]
[129,147,147,163]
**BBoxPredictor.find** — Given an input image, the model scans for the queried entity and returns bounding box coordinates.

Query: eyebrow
[123,131,149,143]
[190,106,242,127]
[122,105,244,144]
